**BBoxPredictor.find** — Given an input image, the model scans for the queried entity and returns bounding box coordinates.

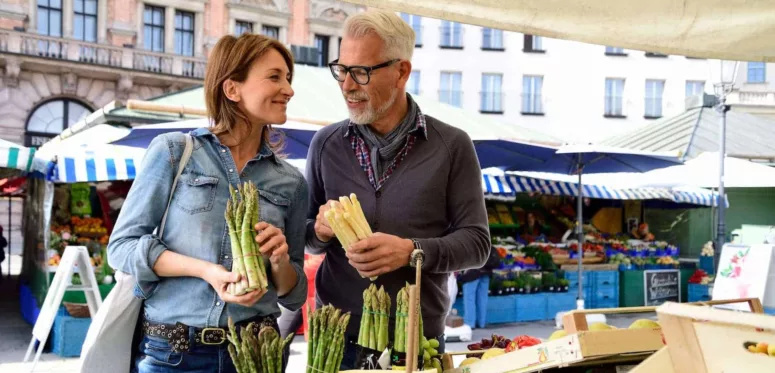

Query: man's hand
[314,201,337,243]
[346,233,414,278]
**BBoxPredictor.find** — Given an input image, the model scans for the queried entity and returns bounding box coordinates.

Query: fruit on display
[421,338,442,372]
[701,241,714,257]
[505,335,542,352]
[608,253,631,266]
[629,319,661,329]
[548,330,568,341]
[71,217,108,236]
[589,323,616,331]
[481,348,505,360]
[656,256,678,266]
[745,341,774,356]
[48,252,61,266]
[459,357,480,367]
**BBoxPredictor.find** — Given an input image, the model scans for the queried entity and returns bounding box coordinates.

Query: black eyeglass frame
[327,59,401,85]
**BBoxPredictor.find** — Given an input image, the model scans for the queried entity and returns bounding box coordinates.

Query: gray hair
[343,9,415,61]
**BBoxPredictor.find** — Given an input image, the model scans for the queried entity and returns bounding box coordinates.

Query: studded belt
[142,316,275,353]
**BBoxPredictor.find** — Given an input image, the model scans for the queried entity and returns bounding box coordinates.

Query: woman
[108,34,308,373]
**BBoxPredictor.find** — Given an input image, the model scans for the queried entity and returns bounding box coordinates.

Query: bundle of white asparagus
[324,193,377,281]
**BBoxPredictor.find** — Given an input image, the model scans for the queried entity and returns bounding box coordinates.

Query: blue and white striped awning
[45,145,145,183]
[482,173,727,207]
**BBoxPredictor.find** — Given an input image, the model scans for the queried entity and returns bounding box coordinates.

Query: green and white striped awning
[0,139,36,172]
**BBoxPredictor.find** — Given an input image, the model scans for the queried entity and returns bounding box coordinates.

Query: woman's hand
[202,263,267,307]
[254,222,289,267]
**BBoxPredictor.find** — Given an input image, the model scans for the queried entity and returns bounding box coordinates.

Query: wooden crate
[632,301,775,373]
[442,298,763,373]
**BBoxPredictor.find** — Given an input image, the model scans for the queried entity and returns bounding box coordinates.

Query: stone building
[0,0,362,255]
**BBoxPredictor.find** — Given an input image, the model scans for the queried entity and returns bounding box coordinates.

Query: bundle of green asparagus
[357,284,391,352]
[226,318,293,373]
[225,181,268,295]
[393,286,410,353]
[324,194,378,281]
[307,304,351,373]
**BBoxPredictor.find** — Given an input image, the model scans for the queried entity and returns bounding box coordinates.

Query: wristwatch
[410,239,425,268]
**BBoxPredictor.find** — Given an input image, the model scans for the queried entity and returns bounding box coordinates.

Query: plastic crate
[699,256,715,275]
[51,315,91,357]
[688,284,712,302]
[515,293,547,322]
[486,294,518,324]
[546,292,576,316]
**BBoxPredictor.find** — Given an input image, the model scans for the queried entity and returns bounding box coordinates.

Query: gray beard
[348,87,399,125]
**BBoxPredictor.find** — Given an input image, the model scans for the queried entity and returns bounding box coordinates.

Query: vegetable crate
[442,298,763,373]
[51,314,92,357]
[631,301,775,373]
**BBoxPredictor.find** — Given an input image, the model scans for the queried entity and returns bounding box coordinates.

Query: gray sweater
[305,115,490,338]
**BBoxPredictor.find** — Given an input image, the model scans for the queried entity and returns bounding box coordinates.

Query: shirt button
[216,302,221,306]
[194,178,200,182]
[221,149,226,153]
[224,255,229,259]
[229,169,234,173]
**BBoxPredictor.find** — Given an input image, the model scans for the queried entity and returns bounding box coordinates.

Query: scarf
[354,94,419,179]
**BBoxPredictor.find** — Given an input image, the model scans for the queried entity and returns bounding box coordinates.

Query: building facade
[0,0,361,148]
[400,15,775,142]
[0,0,362,257]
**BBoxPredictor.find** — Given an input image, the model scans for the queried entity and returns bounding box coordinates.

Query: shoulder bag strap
[158,135,194,237]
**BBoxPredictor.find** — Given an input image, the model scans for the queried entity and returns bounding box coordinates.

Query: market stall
[444,298,765,372]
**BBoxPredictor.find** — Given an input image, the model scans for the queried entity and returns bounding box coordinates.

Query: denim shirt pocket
[258,189,290,232]
[174,173,219,214]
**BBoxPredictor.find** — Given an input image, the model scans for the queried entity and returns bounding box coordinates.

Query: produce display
[358,284,391,352]
[421,338,442,372]
[324,194,376,281]
[307,305,351,373]
[225,182,268,295]
[745,341,775,357]
[226,319,294,373]
[701,241,714,257]
[688,269,714,285]
[393,286,410,354]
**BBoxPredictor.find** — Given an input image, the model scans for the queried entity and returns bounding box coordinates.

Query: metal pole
[7,197,10,280]
[715,94,728,270]
[576,154,585,309]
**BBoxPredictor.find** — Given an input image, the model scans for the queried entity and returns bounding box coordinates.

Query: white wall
[407,17,716,143]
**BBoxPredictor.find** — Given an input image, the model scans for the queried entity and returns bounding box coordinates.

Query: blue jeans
[462,276,490,328]
[133,324,288,373]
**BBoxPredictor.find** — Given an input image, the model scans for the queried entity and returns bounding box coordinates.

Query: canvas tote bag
[79,135,194,373]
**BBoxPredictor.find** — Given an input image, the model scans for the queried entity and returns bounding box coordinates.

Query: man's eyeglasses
[328,59,400,85]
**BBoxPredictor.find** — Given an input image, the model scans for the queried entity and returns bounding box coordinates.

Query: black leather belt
[142,315,276,353]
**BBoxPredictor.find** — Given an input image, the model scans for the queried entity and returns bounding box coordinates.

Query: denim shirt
[107,128,308,328]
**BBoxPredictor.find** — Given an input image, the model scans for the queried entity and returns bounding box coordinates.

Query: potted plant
[542,273,557,292]
[558,279,570,292]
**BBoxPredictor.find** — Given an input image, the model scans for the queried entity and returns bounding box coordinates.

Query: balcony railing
[480,92,504,113]
[727,91,775,107]
[439,90,463,108]
[0,30,205,79]
[521,93,544,115]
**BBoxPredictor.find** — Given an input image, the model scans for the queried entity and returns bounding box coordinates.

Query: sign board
[712,244,775,311]
[644,269,680,306]
[23,246,102,372]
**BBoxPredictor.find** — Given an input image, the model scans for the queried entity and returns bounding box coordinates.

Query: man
[305,9,490,369]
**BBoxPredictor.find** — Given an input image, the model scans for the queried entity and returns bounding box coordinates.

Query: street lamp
[708,59,739,269]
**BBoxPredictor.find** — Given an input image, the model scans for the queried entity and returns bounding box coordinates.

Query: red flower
[731,256,739,264]
[732,266,742,278]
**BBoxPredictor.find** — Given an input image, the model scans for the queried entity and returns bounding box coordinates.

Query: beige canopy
[341,0,775,62]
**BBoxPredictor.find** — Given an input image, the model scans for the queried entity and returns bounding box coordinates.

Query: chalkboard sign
[643,269,681,306]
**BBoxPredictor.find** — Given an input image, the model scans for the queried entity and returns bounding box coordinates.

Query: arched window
[25,99,92,147]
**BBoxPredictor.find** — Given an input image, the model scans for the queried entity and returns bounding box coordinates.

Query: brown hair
[204,33,295,154]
